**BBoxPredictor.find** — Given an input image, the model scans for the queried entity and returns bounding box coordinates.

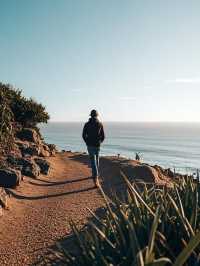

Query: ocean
[39,122,200,174]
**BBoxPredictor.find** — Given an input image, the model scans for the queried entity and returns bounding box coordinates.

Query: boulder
[21,145,40,156]
[39,145,50,157]
[7,155,24,170]
[0,168,21,188]
[22,162,40,178]
[7,155,40,178]
[128,164,160,183]
[22,160,40,178]
[34,158,50,175]
[16,128,41,144]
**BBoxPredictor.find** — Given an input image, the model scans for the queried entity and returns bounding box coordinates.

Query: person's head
[90,109,98,118]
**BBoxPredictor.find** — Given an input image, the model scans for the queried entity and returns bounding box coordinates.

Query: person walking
[82,110,105,187]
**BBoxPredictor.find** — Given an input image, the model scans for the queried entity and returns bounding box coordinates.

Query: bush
[58,176,200,266]
[0,82,50,153]
[0,89,14,154]
[0,83,50,127]
[17,97,50,127]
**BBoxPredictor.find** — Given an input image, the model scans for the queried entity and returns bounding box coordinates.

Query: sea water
[39,122,200,173]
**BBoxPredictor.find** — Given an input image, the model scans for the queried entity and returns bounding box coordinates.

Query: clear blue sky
[0,0,200,122]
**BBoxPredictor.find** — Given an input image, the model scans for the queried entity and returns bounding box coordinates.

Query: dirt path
[0,153,112,266]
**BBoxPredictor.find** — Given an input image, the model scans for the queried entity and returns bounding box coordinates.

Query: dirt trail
[0,153,111,266]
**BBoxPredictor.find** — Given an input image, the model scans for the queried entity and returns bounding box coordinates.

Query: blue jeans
[87,146,100,178]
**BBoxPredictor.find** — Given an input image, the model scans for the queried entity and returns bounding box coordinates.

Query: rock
[128,165,160,183]
[16,128,41,144]
[0,187,8,209]
[43,144,50,152]
[34,158,50,175]
[15,140,30,150]
[21,145,40,156]
[153,165,175,178]
[0,168,21,188]
[7,155,22,167]
[48,144,57,151]
[7,155,40,178]
[22,159,40,178]
[164,168,174,178]
[39,145,50,157]
[48,144,57,156]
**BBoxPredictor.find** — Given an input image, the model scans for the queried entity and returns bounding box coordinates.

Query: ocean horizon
[39,121,200,174]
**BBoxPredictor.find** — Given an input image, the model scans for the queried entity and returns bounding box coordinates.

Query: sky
[0,0,200,122]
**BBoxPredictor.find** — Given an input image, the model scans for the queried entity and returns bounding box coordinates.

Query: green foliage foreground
[58,175,200,266]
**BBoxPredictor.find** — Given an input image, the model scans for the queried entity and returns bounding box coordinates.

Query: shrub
[0,82,50,153]
[58,176,200,266]
[0,89,14,154]
[16,97,50,127]
[0,83,50,127]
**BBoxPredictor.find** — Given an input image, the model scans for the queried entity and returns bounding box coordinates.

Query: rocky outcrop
[21,145,40,157]
[0,127,56,189]
[15,128,57,159]
[0,168,21,188]
[21,159,40,178]
[16,128,41,144]
[102,156,173,185]
[15,140,29,150]
[34,158,50,175]
[7,155,40,178]
[130,165,161,183]
[153,165,174,177]
[39,144,50,157]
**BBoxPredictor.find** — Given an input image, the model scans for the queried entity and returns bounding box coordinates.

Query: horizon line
[47,120,200,123]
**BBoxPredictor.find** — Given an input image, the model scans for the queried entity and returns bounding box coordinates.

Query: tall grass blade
[173,231,200,266]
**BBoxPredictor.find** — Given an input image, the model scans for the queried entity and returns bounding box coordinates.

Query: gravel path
[0,153,106,266]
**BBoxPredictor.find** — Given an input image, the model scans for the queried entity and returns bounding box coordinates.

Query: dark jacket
[82,118,105,147]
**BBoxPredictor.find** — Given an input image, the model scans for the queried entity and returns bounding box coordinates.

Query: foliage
[0,82,50,127]
[0,82,49,154]
[58,176,200,266]
[0,89,14,154]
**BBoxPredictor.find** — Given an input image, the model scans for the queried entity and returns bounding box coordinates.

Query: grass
[57,174,200,266]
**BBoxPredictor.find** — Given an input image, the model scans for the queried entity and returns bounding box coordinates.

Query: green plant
[0,82,50,154]
[0,83,50,127]
[58,176,200,266]
[0,89,14,154]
